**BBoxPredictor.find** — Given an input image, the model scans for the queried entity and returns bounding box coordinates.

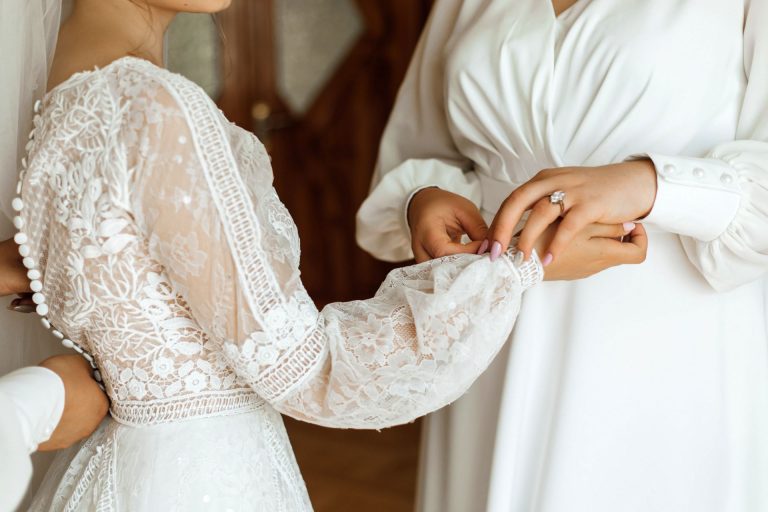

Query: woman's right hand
[407,188,488,263]
[0,238,29,297]
[534,221,648,281]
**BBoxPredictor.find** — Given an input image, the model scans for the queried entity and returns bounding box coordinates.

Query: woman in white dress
[0,0,595,509]
[357,1,768,511]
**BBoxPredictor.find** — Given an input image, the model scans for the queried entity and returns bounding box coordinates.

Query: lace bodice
[19,57,542,428]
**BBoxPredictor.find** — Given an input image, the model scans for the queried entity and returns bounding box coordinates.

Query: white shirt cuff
[634,154,742,241]
[0,366,65,452]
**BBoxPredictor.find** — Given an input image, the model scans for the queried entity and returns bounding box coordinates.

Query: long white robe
[0,367,64,512]
[357,1,768,510]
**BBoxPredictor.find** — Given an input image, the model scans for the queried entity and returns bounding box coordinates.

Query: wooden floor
[284,417,421,512]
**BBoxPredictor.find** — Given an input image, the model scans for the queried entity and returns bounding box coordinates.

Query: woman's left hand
[485,160,658,264]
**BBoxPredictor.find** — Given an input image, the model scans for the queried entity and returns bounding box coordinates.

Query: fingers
[486,181,551,254]
[595,224,648,265]
[412,242,431,263]
[545,205,594,263]
[414,232,482,263]
[7,294,35,313]
[517,197,562,259]
[586,222,637,240]
[625,223,648,263]
[455,206,488,242]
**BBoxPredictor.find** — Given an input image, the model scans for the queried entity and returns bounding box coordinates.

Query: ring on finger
[549,190,566,216]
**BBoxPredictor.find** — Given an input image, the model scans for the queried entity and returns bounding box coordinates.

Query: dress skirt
[417,219,768,512]
[30,406,313,512]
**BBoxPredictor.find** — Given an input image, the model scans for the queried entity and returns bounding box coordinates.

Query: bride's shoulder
[102,57,209,115]
[43,56,208,128]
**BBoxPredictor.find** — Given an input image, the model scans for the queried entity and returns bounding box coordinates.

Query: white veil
[0,0,62,222]
[0,1,65,508]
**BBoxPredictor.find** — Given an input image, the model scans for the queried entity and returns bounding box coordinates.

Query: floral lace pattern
[22,57,541,510]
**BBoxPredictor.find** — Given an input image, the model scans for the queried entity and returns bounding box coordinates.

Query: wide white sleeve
[640,0,768,291]
[130,79,543,430]
[0,367,65,511]
[356,0,481,262]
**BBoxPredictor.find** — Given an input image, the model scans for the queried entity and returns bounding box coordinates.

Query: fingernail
[623,222,636,233]
[542,252,554,267]
[490,241,502,261]
[9,304,35,313]
[477,240,489,255]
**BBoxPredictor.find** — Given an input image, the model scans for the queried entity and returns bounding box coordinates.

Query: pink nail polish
[623,222,636,233]
[490,241,502,261]
[542,252,554,267]
[477,240,489,255]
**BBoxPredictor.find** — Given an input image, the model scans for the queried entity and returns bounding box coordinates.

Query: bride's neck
[49,0,176,91]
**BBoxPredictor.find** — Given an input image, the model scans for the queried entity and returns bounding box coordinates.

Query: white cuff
[505,237,544,291]
[640,154,742,241]
[0,366,65,452]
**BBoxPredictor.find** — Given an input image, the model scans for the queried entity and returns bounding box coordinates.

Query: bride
[0,0,649,509]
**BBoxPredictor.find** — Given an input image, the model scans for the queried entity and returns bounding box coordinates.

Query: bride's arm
[126,73,542,429]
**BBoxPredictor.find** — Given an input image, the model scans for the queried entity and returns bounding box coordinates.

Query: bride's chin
[148,0,232,14]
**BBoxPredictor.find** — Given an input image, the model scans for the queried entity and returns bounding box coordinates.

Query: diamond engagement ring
[549,190,566,215]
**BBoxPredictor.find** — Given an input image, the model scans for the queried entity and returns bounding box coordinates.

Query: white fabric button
[14,232,28,244]
[23,257,35,269]
[41,318,51,329]
[18,245,31,257]
[12,198,24,211]
[693,168,706,179]
[36,304,49,316]
[720,173,734,184]
[13,216,24,229]
[62,338,74,349]
[93,370,102,382]
[30,279,42,292]
[662,164,678,176]
[73,345,84,354]
[51,330,64,339]
[34,99,42,113]
[28,269,41,280]
[32,293,45,305]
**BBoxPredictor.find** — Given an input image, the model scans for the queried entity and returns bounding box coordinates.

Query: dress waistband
[110,389,266,427]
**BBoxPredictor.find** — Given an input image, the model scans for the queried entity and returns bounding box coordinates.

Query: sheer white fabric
[357,1,768,511]
[21,57,541,510]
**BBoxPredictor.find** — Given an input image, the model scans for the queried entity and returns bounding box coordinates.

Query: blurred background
[166,1,434,510]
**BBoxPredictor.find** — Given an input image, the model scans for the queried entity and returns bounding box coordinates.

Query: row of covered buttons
[12,99,104,388]
[660,162,735,186]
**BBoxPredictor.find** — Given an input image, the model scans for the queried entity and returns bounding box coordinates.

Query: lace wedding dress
[17,56,542,511]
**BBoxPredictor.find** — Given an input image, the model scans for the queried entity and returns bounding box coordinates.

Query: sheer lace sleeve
[125,70,542,429]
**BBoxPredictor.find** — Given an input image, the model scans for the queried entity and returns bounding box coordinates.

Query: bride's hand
[534,221,648,281]
[0,238,30,297]
[485,160,657,265]
[408,187,488,263]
